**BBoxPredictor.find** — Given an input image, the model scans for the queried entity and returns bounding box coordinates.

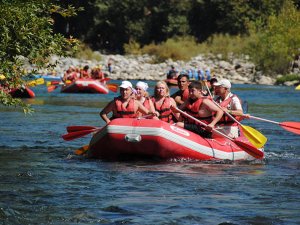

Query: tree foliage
[246,0,300,75]
[54,0,289,52]
[0,0,79,112]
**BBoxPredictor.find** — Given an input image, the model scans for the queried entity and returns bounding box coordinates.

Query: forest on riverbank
[1,0,300,111]
[55,0,300,77]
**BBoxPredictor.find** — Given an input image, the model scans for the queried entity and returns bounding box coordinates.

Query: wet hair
[188,81,203,90]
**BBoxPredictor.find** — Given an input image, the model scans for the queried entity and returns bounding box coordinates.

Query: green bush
[124,39,142,55]
[197,34,249,60]
[125,36,204,62]
[75,44,102,61]
[275,74,300,84]
[245,0,300,76]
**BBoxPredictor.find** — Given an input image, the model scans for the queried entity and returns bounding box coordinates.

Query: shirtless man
[171,73,190,106]
[174,81,223,138]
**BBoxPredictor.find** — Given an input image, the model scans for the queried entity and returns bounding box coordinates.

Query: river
[0,81,299,225]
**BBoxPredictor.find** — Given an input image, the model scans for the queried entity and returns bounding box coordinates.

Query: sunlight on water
[0,83,300,224]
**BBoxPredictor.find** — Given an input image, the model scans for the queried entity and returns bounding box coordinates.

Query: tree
[0,0,79,113]
[246,0,300,75]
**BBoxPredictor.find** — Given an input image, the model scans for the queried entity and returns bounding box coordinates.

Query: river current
[0,81,299,225]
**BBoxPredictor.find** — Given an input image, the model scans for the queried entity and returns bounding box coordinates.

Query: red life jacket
[136,97,151,118]
[184,98,213,125]
[66,72,78,81]
[114,97,137,118]
[181,88,189,102]
[152,97,173,123]
[143,97,151,109]
[215,94,242,126]
[80,70,89,79]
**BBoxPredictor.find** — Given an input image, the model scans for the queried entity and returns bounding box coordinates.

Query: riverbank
[29,54,278,85]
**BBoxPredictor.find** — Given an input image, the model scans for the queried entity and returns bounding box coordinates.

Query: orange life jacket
[114,97,137,118]
[152,97,173,123]
[215,94,243,126]
[136,97,151,118]
[184,98,213,125]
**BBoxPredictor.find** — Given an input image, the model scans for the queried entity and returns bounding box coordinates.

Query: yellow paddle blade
[27,78,45,87]
[74,144,89,155]
[295,84,300,90]
[241,125,267,148]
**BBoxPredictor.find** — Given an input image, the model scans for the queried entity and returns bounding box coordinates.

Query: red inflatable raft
[61,78,109,94]
[87,118,263,161]
[9,87,35,98]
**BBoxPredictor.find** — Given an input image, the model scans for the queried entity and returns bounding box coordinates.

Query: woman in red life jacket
[174,81,223,138]
[171,73,190,107]
[152,81,179,123]
[100,81,151,124]
[135,81,157,119]
[213,79,244,138]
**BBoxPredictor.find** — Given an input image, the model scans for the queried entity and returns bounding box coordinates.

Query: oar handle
[175,107,234,141]
[248,115,279,125]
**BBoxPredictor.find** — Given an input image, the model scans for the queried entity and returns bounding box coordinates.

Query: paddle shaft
[176,107,263,159]
[249,115,281,125]
[249,116,300,131]
[176,107,234,141]
[204,82,242,126]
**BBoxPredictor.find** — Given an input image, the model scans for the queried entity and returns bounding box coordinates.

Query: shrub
[275,74,300,84]
[75,43,102,61]
[245,0,300,76]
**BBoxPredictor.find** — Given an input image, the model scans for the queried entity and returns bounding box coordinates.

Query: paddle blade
[47,85,58,92]
[280,122,300,135]
[107,83,118,92]
[75,145,89,155]
[62,129,96,141]
[234,138,264,159]
[241,125,267,148]
[27,78,45,87]
[100,77,111,82]
[67,125,99,133]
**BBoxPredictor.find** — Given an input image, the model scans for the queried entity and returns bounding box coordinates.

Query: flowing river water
[0,81,299,225]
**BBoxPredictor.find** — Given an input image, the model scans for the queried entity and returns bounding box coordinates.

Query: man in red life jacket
[80,65,90,79]
[213,79,244,138]
[171,74,190,107]
[174,81,223,138]
[100,81,152,124]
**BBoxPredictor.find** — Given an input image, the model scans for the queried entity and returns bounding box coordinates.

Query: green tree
[0,0,79,113]
[246,0,300,75]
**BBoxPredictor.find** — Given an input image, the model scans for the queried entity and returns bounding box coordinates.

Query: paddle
[107,83,118,93]
[74,144,89,155]
[248,116,300,135]
[66,125,99,133]
[26,78,45,87]
[62,127,103,141]
[204,82,267,148]
[174,107,264,159]
[47,85,59,92]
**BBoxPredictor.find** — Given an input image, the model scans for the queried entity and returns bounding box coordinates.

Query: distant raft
[61,78,109,94]
[9,87,35,98]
